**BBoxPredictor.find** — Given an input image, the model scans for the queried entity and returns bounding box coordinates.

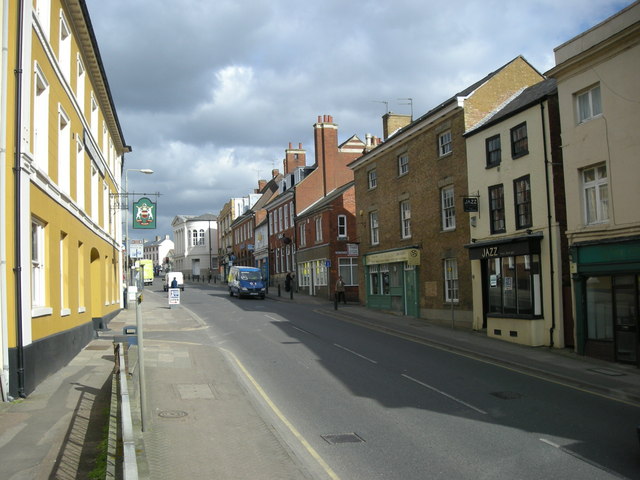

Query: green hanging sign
[133,197,156,229]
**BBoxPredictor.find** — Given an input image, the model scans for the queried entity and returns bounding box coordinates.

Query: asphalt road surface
[154,282,640,480]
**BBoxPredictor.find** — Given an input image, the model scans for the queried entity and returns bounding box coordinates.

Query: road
[153,281,640,480]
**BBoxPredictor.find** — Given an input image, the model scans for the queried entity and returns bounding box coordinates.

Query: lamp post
[123,168,152,432]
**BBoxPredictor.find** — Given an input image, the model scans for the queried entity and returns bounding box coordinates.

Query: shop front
[363,247,420,317]
[571,237,640,364]
[466,234,550,346]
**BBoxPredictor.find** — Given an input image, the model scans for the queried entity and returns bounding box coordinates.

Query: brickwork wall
[354,109,473,313]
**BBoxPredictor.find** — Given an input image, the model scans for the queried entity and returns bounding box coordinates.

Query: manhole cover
[491,391,523,400]
[321,433,365,445]
[158,410,188,418]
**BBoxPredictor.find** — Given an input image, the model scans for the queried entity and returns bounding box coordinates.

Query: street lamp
[122,168,153,432]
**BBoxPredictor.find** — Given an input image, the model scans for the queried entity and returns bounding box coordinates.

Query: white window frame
[398,153,409,176]
[76,54,85,112]
[31,218,47,310]
[576,84,602,124]
[284,204,289,229]
[444,258,459,303]
[337,214,347,239]
[369,211,379,245]
[315,216,323,242]
[338,257,359,286]
[36,0,51,39]
[90,93,98,139]
[34,64,49,173]
[199,229,205,245]
[60,232,70,316]
[439,131,452,157]
[57,105,71,193]
[90,164,98,222]
[102,181,109,229]
[368,169,377,189]
[299,222,306,247]
[59,11,71,80]
[441,186,456,231]
[583,164,609,225]
[76,136,85,208]
[400,200,411,239]
[289,201,295,226]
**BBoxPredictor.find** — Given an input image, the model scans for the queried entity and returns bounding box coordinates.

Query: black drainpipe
[13,0,26,397]
[541,101,556,348]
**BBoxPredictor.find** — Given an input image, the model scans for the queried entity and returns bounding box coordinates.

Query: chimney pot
[288,142,292,149]
[298,142,302,149]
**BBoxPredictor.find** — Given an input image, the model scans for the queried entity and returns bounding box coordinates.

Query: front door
[614,275,639,363]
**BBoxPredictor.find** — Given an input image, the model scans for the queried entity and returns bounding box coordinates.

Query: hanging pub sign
[133,197,156,229]
[463,197,479,212]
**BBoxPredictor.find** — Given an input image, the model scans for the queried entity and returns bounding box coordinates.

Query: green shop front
[364,247,420,317]
[572,236,640,365]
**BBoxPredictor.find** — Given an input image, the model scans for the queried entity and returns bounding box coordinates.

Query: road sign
[130,239,144,259]
[168,288,181,305]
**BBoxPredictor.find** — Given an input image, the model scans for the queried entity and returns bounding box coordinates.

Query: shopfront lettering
[482,247,499,258]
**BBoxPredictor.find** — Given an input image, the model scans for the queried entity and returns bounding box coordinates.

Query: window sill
[511,151,529,160]
[438,151,453,159]
[61,308,71,317]
[32,307,53,318]
[78,306,86,313]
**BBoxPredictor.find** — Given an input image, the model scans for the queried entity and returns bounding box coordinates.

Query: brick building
[350,57,544,325]
[292,116,365,299]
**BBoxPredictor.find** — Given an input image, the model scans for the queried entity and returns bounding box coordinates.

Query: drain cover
[321,433,365,445]
[491,391,523,400]
[158,410,188,418]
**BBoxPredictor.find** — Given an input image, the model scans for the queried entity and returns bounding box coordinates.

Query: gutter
[541,102,556,348]
[13,0,26,397]
[0,0,9,400]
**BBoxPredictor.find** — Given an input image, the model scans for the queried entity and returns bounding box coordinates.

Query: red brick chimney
[283,142,306,174]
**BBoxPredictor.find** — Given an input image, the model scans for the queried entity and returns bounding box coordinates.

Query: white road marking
[333,343,378,364]
[402,374,487,415]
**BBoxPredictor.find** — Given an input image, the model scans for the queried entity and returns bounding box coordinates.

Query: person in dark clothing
[335,276,346,304]
[285,272,292,292]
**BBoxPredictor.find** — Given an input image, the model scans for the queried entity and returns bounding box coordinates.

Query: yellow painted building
[1,0,129,398]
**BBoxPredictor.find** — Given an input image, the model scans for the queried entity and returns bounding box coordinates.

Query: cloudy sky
[86,0,632,240]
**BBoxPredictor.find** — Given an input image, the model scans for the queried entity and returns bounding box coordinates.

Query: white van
[164,272,184,291]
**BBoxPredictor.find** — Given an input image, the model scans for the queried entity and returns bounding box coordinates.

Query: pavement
[1,279,639,479]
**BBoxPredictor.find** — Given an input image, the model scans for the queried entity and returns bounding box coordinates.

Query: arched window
[191,229,198,246]
[199,229,205,245]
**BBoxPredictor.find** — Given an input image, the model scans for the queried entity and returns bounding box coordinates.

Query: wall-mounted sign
[463,197,479,212]
[133,197,156,229]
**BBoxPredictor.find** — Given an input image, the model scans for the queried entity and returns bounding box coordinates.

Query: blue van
[228,266,266,299]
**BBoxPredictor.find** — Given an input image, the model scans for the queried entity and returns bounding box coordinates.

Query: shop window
[487,254,540,316]
[585,276,614,341]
